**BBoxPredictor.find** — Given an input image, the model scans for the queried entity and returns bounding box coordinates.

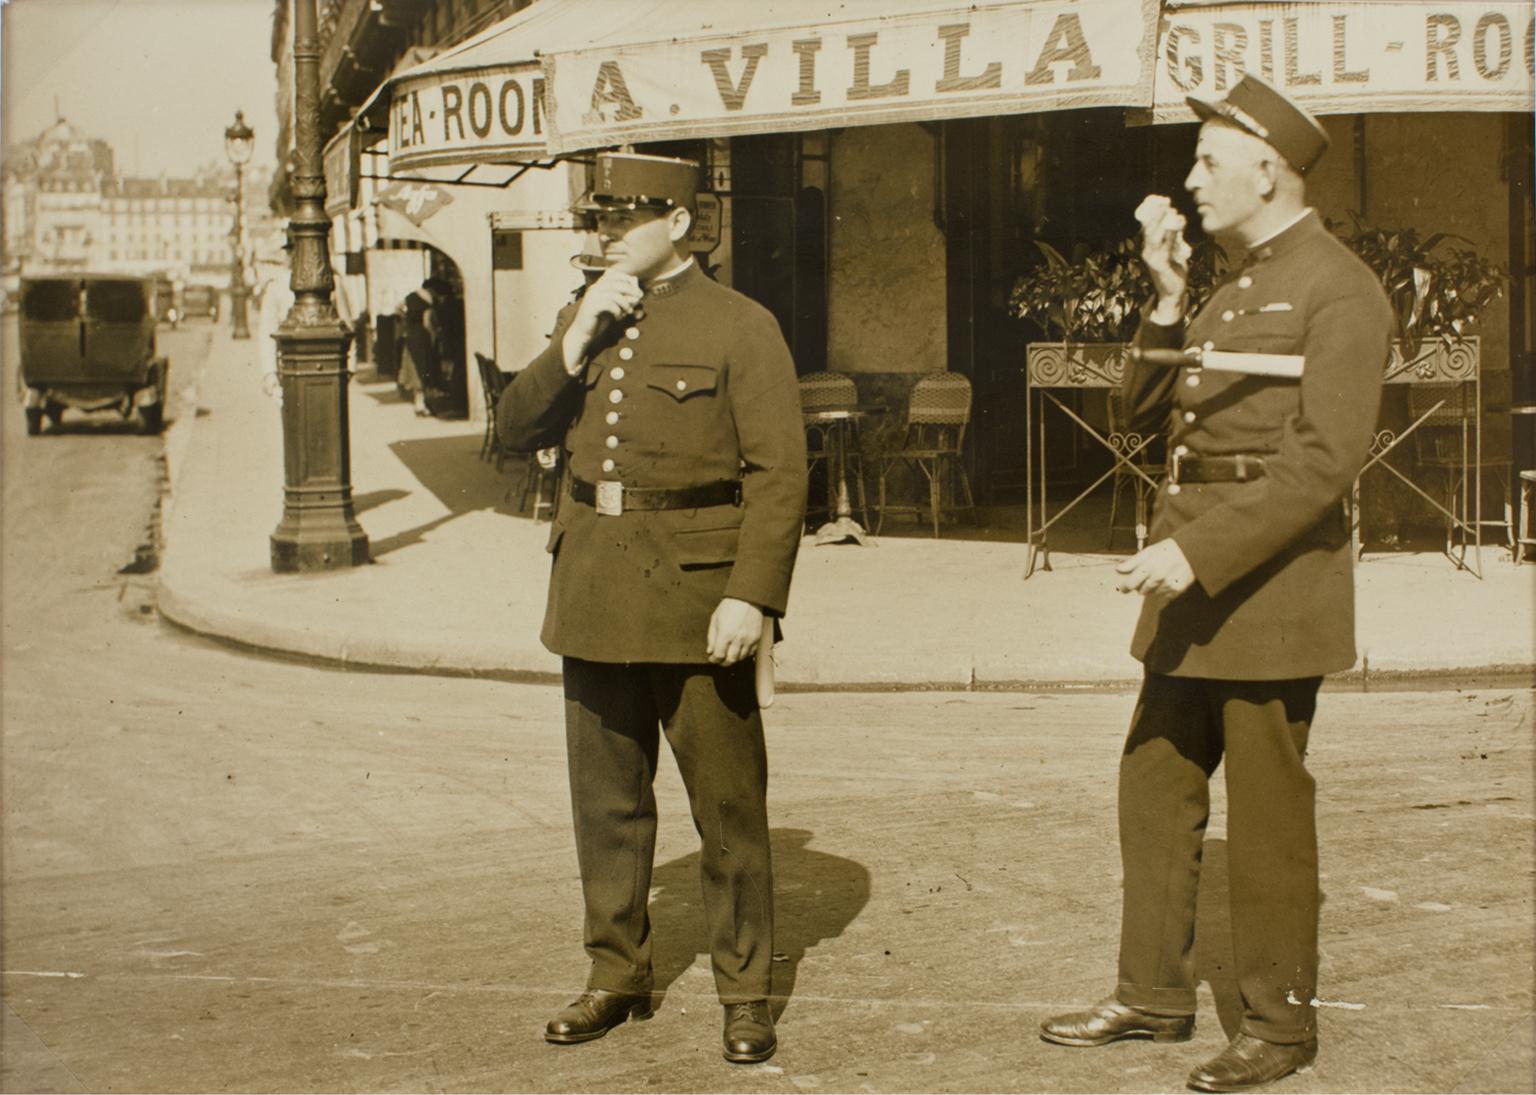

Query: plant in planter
[1329,214,1506,358]
[1011,236,1227,391]
[1328,217,1508,552]
[1010,235,1228,344]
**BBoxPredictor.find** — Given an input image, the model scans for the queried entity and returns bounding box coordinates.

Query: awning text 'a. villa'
[370,0,1535,173]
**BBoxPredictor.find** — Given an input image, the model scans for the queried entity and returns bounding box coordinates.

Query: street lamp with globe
[223,110,255,340]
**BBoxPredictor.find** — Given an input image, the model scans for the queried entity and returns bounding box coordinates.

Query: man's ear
[1256,157,1281,200]
[668,206,693,244]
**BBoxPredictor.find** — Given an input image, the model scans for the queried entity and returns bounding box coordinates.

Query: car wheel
[44,401,65,427]
[24,407,43,436]
[141,403,164,435]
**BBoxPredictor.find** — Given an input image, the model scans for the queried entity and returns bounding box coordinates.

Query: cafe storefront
[340,0,1533,520]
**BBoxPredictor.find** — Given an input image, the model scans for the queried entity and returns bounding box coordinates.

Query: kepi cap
[1187,73,1330,174]
[574,152,700,214]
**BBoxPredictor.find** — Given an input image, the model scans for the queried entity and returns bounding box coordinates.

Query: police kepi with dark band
[574,152,699,214]
[1186,73,1331,174]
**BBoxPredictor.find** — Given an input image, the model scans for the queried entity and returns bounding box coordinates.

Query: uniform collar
[644,257,698,297]
[1246,207,1321,263]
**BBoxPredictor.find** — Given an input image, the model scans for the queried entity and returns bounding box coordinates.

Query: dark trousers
[562,656,773,1004]
[1115,672,1321,1045]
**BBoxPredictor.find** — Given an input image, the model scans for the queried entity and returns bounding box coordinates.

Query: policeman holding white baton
[1040,74,1393,1092]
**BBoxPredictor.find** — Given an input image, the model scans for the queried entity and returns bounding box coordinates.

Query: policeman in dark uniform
[497,153,807,1064]
[1040,76,1392,1092]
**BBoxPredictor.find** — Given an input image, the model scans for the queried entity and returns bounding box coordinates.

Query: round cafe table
[803,405,883,546]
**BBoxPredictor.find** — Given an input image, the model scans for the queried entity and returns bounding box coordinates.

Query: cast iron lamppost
[269,0,369,572]
[223,110,254,340]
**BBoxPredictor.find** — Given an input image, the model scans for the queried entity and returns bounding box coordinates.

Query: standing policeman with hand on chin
[1039,76,1392,1092]
[497,153,807,1065]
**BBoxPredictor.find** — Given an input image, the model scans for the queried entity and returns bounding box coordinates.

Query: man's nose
[1184,164,1202,192]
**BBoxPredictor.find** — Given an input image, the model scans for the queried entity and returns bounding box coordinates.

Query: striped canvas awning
[369,0,1157,168]
[1150,0,1534,122]
[363,0,1532,172]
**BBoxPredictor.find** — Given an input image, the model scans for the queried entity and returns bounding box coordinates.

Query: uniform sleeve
[1125,311,1184,436]
[1172,271,1392,597]
[496,303,582,454]
[722,303,809,616]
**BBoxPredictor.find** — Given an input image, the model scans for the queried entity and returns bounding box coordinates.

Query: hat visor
[571,195,676,214]
[1186,94,1223,124]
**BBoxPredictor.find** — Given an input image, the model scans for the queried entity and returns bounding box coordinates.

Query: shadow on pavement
[648,827,870,1018]
[359,376,408,406]
[352,487,409,516]
[372,435,547,558]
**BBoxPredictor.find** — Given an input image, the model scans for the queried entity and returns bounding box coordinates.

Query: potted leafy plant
[1330,215,1506,372]
[1328,217,1507,553]
[1011,235,1226,386]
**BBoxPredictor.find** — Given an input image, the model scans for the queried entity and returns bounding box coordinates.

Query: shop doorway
[944,110,1196,504]
[370,241,467,419]
[729,133,829,375]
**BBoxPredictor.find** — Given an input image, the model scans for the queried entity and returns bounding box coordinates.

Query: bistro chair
[1105,390,1162,551]
[798,370,869,528]
[520,447,562,523]
[1407,380,1513,557]
[1517,469,1536,565]
[875,372,976,537]
[475,352,510,469]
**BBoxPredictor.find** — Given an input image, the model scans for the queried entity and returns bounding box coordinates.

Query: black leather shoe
[722,1000,776,1063]
[544,989,653,1044]
[1187,1033,1317,1092]
[1040,998,1195,1047]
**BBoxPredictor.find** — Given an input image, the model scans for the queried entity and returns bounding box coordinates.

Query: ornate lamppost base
[269,319,370,572]
[231,290,251,340]
[270,521,370,571]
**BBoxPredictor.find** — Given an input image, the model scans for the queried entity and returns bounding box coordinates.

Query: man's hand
[706,597,764,667]
[561,269,644,374]
[1115,539,1197,600]
[1135,194,1191,324]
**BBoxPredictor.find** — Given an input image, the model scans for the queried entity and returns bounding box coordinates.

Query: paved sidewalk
[158,327,1536,690]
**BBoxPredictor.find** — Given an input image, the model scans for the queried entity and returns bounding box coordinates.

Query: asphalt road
[1,316,1532,1092]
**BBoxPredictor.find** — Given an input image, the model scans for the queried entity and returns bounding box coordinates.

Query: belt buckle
[1169,450,1184,485]
[595,480,623,517]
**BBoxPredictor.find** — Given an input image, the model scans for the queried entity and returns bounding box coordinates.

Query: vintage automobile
[180,283,219,321]
[17,274,169,435]
[152,275,180,326]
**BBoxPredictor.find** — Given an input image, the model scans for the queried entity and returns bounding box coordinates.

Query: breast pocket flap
[647,363,719,402]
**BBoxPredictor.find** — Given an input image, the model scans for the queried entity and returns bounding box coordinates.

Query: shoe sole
[1187,1061,1313,1092]
[1041,1027,1194,1048]
[723,1042,777,1065]
[544,1005,654,1045]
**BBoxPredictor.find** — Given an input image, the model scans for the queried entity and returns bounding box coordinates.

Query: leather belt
[570,477,741,516]
[1169,452,1269,484]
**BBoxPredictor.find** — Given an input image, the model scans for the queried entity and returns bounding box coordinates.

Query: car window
[86,281,148,323]
[21,281,78,322]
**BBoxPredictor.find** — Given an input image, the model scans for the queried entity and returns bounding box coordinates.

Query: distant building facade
[2,116,278,284]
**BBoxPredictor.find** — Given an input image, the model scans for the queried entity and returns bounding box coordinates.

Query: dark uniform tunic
[1125,210,1392,679]
[499,261,806,662]
[496,260,807,1004]
[1113,210,1392,1044]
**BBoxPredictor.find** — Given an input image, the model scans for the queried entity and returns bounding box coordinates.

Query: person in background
[1038,74,1392,1092]
[497,152,807,1065]
[397,284,437,416]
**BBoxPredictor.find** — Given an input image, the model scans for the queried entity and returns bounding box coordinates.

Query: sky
[1,0,282,179]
